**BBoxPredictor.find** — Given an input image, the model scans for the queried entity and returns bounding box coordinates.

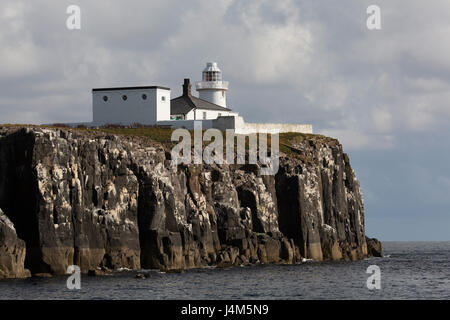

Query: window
[161,96,166,102]
[203,112,207,119]
[122,95,127,101]
[218,113,221,117]
[203,71,221,82]
[142,94,147,100]
[103,96,108,102]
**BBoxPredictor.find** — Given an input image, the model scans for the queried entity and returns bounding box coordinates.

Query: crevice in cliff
[136,176,151,269]
[134,167,166,270]
[275,169,306,256]
[236,187,264,233]
[0,129,49,274]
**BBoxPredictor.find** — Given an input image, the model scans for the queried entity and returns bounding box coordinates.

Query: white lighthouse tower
[195,62,228,108]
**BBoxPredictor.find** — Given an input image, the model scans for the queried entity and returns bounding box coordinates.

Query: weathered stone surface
[366,236,383,257]
[88,269,105,276]
[0,209,30,278]
[0,128,140,275]
[0,126,381,277]
[276,140,369,261]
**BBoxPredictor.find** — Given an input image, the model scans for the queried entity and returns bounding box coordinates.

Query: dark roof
[170,95,231,115]
[92,86,170,92]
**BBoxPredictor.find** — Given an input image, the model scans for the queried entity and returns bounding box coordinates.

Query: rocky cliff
[0,126,381,278]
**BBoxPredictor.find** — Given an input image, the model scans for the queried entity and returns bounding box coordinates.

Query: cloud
[372,107,392,133]
[1,0,450,138]
[320,129,394,151]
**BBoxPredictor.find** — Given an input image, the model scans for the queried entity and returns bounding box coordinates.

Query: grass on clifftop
[1,124,338,158]
[90,125,336,156]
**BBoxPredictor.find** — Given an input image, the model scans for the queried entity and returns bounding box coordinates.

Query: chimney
[183,78,191,96]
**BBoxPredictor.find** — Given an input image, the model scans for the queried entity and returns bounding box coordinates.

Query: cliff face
[0,126,379,278]
[0,209,30,278]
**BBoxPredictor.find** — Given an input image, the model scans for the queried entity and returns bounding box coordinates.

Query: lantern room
[202,62,223,81]
[196,62,229,108]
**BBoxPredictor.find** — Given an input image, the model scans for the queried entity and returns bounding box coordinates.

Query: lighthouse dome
[202,62,222,81]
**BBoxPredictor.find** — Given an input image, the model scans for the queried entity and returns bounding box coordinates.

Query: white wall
[92,88,170,125]
[235,122,313,134]
[211,116,313,134]
[198,89,227,108]
[156,89,171,121]
[157,116,313,134]
[185,109,237,120]
[157,119,214,130]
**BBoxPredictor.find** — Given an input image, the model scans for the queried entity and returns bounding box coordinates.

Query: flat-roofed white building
[92,86,171,126]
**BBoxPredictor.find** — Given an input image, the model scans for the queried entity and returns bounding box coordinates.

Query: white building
[91,62,234,126]
[86,62,313,134]
[169,78,237,121]
[92,86,170,126]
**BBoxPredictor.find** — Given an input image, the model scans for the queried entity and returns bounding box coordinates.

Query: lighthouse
[195,62,228,108]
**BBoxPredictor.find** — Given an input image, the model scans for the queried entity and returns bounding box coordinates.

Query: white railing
[195,81,229,90]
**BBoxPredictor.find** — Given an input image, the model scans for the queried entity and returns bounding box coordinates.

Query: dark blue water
[1,242,449,299]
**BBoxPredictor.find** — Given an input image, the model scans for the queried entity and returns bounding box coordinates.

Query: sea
[0,241,449,300]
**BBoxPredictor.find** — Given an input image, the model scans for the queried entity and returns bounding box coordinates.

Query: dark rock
[88,269,105,276]
[216,261,233,269]
[0,128,140,275]
[0,126,379,277]
[366,237,383,257]
[0,209,30,278]
[100,266,113,273]
[163,268,185,274]
[280,238,294,263]
[32,273,52,278]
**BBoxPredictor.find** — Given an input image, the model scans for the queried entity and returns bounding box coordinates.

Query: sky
[1,0,449,241]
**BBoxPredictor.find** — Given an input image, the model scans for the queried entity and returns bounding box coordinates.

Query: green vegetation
[99,126,175,145]
[1,124,338,159]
